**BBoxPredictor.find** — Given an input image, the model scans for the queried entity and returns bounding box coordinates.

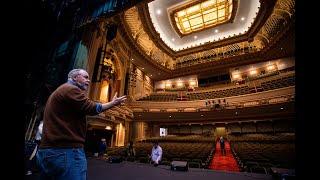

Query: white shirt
[151,145,162,163]
[35,121,43,141]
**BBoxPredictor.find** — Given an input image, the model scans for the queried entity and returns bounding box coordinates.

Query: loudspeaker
[108,156,123,163]
[106,24,118,41]
[171,161,188,171]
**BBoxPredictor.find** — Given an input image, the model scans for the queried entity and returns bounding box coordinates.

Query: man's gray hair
[68,69,86,80]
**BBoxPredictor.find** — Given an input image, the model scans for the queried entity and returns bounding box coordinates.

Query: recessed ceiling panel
[173,0,233,35]
[148,0,261,52]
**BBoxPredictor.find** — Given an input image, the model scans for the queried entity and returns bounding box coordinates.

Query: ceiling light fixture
[173,0,233,35]
[148,0,261,51]
[241,17,245,21]
[156,9,161,15]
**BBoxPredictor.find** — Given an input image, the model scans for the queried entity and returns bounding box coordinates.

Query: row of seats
[146,135,214,142]
[260,75,295,91]
[187,86,255,100]
[228,132,295,142]
[229,132,295,174]
[137,73,295,101]
[106,131,295,172]
[231,142,295,173]
[134,141,215,168]
[227,120,295,134]
[160,120,294,136]
[175,47,257,68]
[138,93,178,101]
[106,137,216,168]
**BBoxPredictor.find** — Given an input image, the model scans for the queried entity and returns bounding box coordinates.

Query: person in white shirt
[35,121,43,144]
[26,120,43,176]
[150,141,162,166]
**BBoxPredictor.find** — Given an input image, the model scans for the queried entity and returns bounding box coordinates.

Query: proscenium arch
[105,46,125,81]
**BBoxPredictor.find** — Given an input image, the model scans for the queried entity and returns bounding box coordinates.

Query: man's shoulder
[59,83,77,89]
[57,83,80,92]
[51,83,82,99]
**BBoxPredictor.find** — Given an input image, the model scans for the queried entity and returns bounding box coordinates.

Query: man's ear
[72,76,78,81]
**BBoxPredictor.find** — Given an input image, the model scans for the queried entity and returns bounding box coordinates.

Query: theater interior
[24,0,297,179]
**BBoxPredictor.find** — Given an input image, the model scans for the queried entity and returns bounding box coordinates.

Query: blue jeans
[36,148,87,180]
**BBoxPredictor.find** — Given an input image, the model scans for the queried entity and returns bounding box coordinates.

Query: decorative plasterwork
[138,0,277,58]
[123,7,174,69]
[119,0,294,78]
[148,0,260,51]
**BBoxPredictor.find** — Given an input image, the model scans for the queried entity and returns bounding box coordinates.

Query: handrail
[128,86,294,111]
[147,71,294,95]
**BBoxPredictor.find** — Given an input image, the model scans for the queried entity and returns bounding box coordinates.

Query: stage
[87,158,272,180]
[25,158,273,180]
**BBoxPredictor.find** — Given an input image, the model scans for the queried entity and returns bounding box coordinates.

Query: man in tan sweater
[36,69,126,180]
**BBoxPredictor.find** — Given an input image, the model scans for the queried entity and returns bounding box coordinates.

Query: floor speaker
[171,161,188,171]
[108,156,123,163]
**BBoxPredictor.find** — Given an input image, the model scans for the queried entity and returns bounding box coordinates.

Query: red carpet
[208,141,240,172]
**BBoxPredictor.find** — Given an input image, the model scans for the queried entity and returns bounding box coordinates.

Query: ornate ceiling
[117,0,295,80]
[147,0,259,51]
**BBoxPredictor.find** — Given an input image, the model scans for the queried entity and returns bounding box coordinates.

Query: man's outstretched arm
[100,92,127,111]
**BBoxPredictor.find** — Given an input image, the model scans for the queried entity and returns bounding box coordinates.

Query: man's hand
[111,92,127,106]
[101,92,127,111]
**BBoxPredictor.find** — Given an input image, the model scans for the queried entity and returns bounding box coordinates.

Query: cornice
[116,14,172,74]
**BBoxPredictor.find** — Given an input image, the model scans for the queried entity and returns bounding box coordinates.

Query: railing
[128,86,294,112]
[174,45,260,69]
[137,71,294,102]
[88,105,134,123]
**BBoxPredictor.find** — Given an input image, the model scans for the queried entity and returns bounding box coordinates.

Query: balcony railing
[128,86,294,112]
